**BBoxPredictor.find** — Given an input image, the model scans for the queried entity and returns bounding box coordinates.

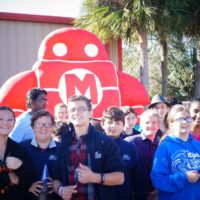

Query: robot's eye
[84,44,98,57]
[53,43,68,57]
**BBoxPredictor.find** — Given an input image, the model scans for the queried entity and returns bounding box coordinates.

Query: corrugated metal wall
[0,19,70,87]
[0,16,120,88]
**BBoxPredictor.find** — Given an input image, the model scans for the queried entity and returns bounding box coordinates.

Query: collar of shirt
[73,130,91,141]
[140,133,159,145]
[31,137,57,148]
[141,133,148,140]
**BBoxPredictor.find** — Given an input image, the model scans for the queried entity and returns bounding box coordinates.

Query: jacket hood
[164,133,193,144]
[164,133,200,154]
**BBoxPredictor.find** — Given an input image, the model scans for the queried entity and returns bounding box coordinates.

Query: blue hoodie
[151,134,200,200]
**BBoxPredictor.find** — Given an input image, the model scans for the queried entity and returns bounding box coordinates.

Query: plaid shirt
[67,132,94,200]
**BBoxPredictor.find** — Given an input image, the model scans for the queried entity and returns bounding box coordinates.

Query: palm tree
[152,0,191,96]
[185,0,200,98]
[75,0,156,91]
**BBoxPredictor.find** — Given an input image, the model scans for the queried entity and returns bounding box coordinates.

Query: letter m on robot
[64,73,98,104]
[59,67,121,117]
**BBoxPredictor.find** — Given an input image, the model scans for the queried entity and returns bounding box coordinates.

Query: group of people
[0,87,200,200]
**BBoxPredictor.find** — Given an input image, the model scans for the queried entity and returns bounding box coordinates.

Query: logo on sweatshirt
[171,150,200,172]
[122,154,131,161]
[49,155,57,161]
[95,151,102,159]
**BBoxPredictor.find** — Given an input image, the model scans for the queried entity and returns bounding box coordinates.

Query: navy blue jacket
[114,138,148,200]
[21,138,61,200]
[120,129,141,139]
[53,124,124,200]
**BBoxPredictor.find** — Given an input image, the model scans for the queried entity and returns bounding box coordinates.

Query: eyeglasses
[173,117,193,123]
[34,123,53,129]
[68,107,89,114]
[35,98,48,103]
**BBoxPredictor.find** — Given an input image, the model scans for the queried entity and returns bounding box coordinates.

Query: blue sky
[0,0,85,18]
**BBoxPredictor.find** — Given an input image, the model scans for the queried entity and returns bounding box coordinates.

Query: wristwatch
[100,173,105,184]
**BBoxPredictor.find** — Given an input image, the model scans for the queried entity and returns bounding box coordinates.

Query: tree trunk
[194,38,200,98]
[138,30,149,91]
[160,37,168,97]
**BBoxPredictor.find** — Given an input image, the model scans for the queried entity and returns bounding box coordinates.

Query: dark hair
[121,106,137,117]
[90,118,104,132]
[167,97,182,107]
[102,106,125,125]
[0,106,15,120]
[189,98,200,110]
[31,110,55,128]
[53,121,70,137]
[26,88,47,108]
[67,95,92,111]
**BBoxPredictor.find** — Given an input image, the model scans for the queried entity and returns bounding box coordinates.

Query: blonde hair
[140,109,160,127]
[54,103,67,111]
[160,104,190,143]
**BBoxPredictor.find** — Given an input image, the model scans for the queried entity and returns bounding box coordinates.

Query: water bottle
[37,164,50,200]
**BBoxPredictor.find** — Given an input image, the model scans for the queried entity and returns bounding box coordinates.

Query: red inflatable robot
[0,28,150,118]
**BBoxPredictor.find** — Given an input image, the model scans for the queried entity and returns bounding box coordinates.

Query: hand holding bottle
[46,177,54,194]
[28,181,43,196]
[37,164,50,200]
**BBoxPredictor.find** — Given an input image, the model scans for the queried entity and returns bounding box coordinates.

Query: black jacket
[53,124,124,200]
[0,138,32,200]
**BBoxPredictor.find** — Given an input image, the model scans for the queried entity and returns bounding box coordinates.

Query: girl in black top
[0,106,31,200]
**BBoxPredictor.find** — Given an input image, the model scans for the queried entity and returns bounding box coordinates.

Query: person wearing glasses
[151,105,200,200]
[0,106,31,200]
[9,88,47,143]
[21,110,60,200]
[53,95,124,200]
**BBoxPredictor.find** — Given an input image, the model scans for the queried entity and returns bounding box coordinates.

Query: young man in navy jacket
[102,106,148,200]
[53,95,124,200]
